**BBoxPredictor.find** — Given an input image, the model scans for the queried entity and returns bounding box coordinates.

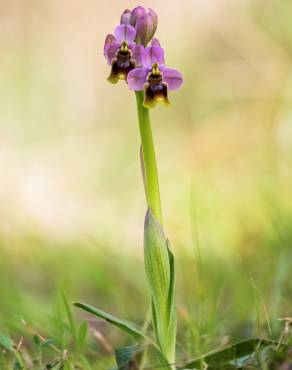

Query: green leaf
[77,320,88,349]
[74,303,151,343]
[115,345,142,369]
[74,303,167,368]
[0,333,13,351]
[178,338,277,369]
[144,209,171,316]
[144,209,176,363]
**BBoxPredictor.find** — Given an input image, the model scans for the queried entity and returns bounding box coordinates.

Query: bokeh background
[0,0,292,365]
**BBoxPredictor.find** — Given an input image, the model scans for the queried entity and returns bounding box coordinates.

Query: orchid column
[104,6,183,366]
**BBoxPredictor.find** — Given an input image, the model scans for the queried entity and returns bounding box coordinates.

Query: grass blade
[77,320,88,350]
[74,302,151,342]
[60,288,77,340]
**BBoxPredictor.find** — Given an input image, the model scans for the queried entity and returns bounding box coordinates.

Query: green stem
[135,91,163,225]
[136,91,176,369]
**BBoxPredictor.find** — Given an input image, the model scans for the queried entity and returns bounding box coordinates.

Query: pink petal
[128,41,136,50]
[104,34,119,65]
[114,24,136,43]
[104,34,116,51]
[142,46,165,68]
[151,38,161,47]
[161,67,183,90]
[127,67,150,91]
[132,45,144,67]
[120,9,131,25]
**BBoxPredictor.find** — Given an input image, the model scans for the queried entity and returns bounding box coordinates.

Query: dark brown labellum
[143,70,170,108]
[108,44,136,84]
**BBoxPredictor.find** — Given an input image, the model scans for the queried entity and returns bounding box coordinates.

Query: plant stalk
[135,91,163,225]
[135,91,176,369]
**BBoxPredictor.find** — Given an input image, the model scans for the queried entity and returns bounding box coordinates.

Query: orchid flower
[127,39,183,108]
[104,24,144,84]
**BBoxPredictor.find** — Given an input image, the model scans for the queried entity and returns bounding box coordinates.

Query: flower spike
[103,8,182,107]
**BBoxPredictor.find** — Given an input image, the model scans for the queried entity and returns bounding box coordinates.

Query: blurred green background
[0,0,292,366]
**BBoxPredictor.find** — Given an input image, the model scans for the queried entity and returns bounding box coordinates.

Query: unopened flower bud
[120,9,131,25]
[130,6,146,27]
[135,9,157,46]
